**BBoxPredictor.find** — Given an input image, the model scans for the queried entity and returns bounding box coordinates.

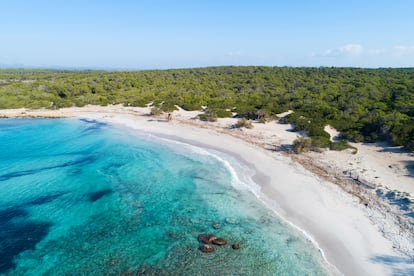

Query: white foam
[145,135,259,191]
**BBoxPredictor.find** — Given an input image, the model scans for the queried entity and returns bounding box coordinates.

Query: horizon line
[1,64,413,72]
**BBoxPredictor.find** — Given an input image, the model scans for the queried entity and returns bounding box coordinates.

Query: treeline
[0,66,413,150]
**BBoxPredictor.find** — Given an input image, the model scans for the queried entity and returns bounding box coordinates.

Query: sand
[1,105,414,275]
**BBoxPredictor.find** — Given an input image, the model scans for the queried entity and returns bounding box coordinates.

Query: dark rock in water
[200,244,215,253]
[168,232,178,239]
[198,234,217,244]
[232,244,240,250]
[87,189,113,202]
[212,238,227,246]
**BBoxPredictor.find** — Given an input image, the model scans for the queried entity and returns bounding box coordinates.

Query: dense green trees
[0,66,413,150]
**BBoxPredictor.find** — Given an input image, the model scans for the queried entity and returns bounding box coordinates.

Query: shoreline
[2,106,414,275]
[120,127,338,274]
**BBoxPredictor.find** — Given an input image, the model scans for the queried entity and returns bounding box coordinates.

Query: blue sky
[1,0,413,69]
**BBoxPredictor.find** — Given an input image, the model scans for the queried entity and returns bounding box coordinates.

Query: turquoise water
[0,118,330,275]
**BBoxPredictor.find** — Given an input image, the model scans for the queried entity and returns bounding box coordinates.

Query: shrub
[198,113,217,122]
[293,137,312,153]
[210,108,232,118]
[258,117,268,124]
[256,109,272,123]
[198,113,208,121]
[160,103,178,112]
[343,130,364,143]
[330,140,358,154]
[307,125,330,138]
[180,102,202,111]
[310,136,331,149]
[234,118,253,129]
[129,99,148,107]
[292,117,309,132]
[293,137,358,154]
[150,106,163,116]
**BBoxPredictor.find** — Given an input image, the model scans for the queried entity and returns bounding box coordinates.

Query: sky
[0,0,413,69]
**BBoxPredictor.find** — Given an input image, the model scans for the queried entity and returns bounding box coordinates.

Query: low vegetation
[150,106,163,116]
[234,118,254,129]
[198,112,217,122]
[0,66,413,150]
[293,137,358,154]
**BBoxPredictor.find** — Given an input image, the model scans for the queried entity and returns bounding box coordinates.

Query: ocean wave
[144,134,260,192]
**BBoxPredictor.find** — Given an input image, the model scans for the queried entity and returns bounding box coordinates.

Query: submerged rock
[200,244,215,253]
[190,218,201,224]
[198,234,217,244]
[212,223,221,229]
[232,243,240,250]
[168,232,178,239]
[225,218,238,224]
[212,238,227,246]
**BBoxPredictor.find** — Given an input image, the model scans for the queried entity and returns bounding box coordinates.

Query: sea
[0,118,331,275]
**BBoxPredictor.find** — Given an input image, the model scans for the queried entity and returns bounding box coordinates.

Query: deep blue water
[0,118,330,275]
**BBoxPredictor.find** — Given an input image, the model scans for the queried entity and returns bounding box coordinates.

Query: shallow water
[0,118,330,275]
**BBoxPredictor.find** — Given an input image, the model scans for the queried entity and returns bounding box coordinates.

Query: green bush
[198,113,208,121]
[180,102,202,111]
[293,137,358,154]
[310,136,331,149]
[307,125,330,138]
[150,106,163,116]
[129,99,149,107]
[258,117,268,123]
[234,118,253,129]
[160,102,178,112]
[198,113,217,122]
[210,108,232,118]
[343,130,364,143]
[293,137,312,153]
[330,140,358,154]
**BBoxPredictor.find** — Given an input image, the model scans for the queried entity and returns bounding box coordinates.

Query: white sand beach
[1,105,414,275]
